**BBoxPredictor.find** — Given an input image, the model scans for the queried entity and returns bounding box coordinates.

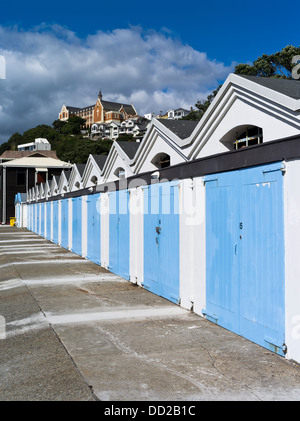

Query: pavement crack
[98,326,210,395]
[198,342,263,401]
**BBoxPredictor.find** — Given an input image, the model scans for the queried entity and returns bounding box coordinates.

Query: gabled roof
[92,154,107,170]
[184,73,300,160]
[66,106,82,112]
[239,75,300,99]
[64,169,72,180]
[101,100,136,115]
[116,141,140,160]
[158,120,199,140]
[58,170,71,194]
[75,163,86,176]
[0,156,72,169]
[69,164,86,191]
[81,154,107,188]
[0,150,58,160]
[50,175,60,196]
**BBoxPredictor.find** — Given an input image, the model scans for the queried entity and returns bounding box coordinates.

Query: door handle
[235,244,238,255]
[156,226,161,234]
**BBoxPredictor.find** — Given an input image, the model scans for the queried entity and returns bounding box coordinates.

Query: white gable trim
[58,171,70,195]
[69,165,83,192]
[186,74,300,160]
[82,155,103,188]
[101,142,134,183]
[133,120,188,175]
[50,176,59,196]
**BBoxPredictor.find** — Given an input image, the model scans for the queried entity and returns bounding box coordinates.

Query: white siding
[284,159,300,363]
[100,193,110,269]
[82,196,88,258]
[129,187,144,286]
[179,178,206,314]
[68,198,72,251]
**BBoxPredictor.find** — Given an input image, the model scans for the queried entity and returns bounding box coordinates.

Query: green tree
[0,141,9,155]
[52,119,67,133]
[7,132,24,150]
[115,133,135,142]
[181,107,200,121]
[61,116,86,135]
[235,45,300,79]
[22,125,56,143]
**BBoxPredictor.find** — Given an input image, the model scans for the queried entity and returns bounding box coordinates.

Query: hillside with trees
[0,116,113,164]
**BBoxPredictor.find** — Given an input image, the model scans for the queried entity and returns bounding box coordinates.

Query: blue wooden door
[239,165,285,354]
[72,197,82,256]
[205,162,285,355]
[143,181,180,304]
[46,202,51,240]
[61,199,69,249]
[205,171,239,332]
[52,201,59,244]
[109,190,130,280]
[87,193,101,264]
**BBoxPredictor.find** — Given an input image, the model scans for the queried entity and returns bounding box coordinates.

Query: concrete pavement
[1,225,300,401]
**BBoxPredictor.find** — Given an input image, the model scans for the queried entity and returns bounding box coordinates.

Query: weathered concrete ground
[1,226,300,401]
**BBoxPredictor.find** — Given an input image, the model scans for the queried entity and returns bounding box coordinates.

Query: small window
[114,167,126,179]
[90,175,98,185]
[151,153,171,169]
[220,125,263,151]
[233,127,263,150]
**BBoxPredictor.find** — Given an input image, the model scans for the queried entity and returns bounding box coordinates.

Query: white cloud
[0,25,234,142]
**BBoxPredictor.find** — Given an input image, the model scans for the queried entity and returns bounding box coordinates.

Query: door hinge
[202,309,218,324]
[264,336,287,355]
[170,295,180,305]
[262,162,285,174]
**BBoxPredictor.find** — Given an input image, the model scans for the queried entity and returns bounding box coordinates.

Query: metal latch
[264,336,287,355]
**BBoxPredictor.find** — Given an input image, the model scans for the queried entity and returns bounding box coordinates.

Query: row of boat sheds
[15,73,300,364]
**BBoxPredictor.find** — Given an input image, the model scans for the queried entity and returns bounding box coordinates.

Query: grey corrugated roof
[64,169,72,180]
[116,141,140,159]
[66,106,82,112]
[102,100,136,115]
[92,154,107,170]
[159,120,198,139]
[75,163,86,176]
[67,100,136,115]
[239,75,300,99]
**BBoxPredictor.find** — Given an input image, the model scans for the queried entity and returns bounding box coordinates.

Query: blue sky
[0,0,298,142]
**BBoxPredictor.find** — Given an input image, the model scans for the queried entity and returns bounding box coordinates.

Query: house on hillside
[166,108,190,120]
[59,90,137,131]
